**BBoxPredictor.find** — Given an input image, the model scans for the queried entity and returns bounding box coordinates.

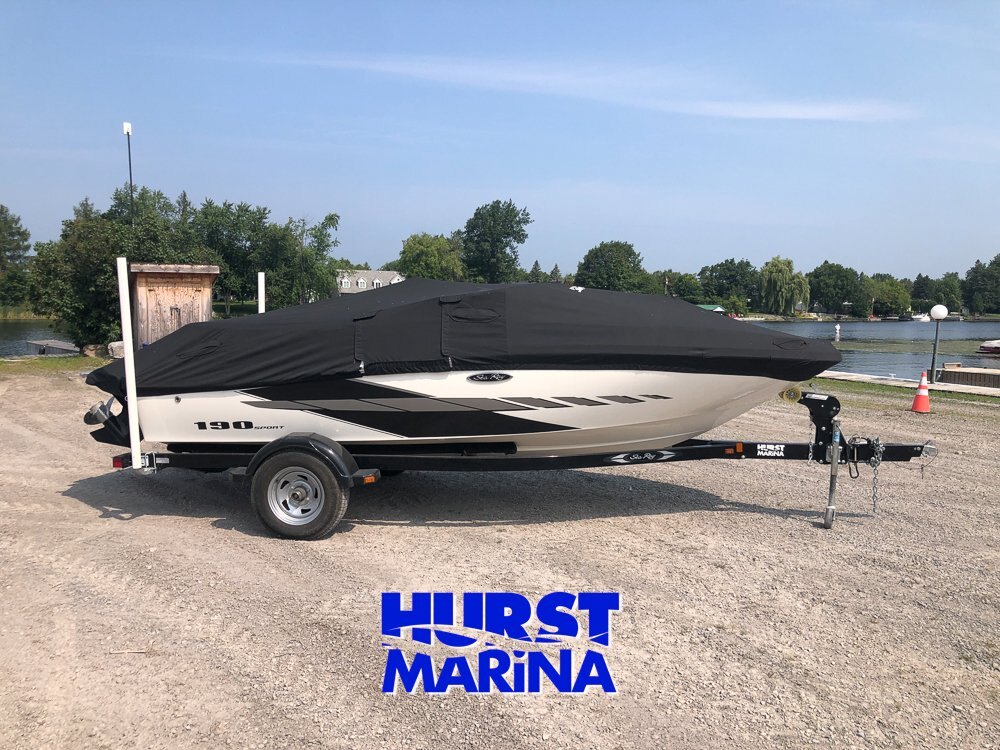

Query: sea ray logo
[380,592,620,694]
[467,373,512,382]
[609,450,675,464]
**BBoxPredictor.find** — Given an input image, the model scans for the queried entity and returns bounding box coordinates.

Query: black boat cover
[87,279,841,399]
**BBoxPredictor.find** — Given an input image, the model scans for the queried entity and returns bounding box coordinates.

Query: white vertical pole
[258,272,265,313]
[116,257,143,470]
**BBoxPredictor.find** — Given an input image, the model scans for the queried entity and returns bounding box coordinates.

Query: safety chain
[869,438,884,513]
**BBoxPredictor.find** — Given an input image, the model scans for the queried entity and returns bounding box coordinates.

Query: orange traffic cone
[911,371,930,413]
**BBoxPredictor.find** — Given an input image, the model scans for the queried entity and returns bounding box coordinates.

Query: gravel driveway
[1,370,997,749]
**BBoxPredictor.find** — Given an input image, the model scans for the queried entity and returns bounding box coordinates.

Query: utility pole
[123,122,135,227]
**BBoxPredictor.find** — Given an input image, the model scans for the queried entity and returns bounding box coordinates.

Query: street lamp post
[123,121,135,228]
[929,304,948,383]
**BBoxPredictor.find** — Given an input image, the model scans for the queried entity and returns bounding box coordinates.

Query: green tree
[527,259,546,283]
[0,204,31,273]
[30,203,131,345]
[281,214,342,305]
[548,264,562,283]
[575,241,650,292]
[870,273,912,317]
[665,271,703,302]
[697,258,760,308]
[761,256,808,316]
[912,273,934,300]
[933,272,962,311]
[395,233,464,281]
[194,200,271,314]
[0,265,29,306]
[460,200,532,283]
[723,294,749,317]
[30,190,213,344]
[807,261,863,314]
[963,255,1000,314]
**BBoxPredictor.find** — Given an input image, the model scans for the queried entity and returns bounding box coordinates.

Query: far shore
[0,308,52,321]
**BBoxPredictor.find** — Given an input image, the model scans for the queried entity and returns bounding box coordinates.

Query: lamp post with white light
[929,304,948,383]
[123,121,135,228]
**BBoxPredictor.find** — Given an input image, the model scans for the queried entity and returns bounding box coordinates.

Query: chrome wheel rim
[267,467,325,526]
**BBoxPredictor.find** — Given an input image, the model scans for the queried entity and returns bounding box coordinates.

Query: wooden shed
[130,263,220,348]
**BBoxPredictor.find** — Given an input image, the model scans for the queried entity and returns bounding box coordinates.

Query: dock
[937,363,1000,389]
[820,370,1000,398]
[25,339,78,356]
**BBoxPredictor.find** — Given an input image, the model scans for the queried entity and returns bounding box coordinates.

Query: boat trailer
[112,390,935,532]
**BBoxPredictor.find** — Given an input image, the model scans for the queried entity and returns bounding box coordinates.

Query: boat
[84,279,841,460]
[977,340,1000,356]
[914,313,931,322]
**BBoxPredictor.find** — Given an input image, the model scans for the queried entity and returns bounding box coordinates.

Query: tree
[0,265,29,307]
[460,200,532,283]
[269,214,342,306]
[193,200,277,313]
[807,261,863,315]
[664,272,703,302]
[697,259,760,309]
[963,255,1000,314]
[793,272,811,314]
[870,274,911,317]
[760,256,808,316]
[723,295,749,317]
[912,273,934,300]
[30,203,133,346]
[933,272,963,312]
[0,205,31,308]
[548,264,562,283]
[30,189,213,344]
[527,260,546,283]
[0,204,31,273]
[574,241,650,292]
[395,233,464,281]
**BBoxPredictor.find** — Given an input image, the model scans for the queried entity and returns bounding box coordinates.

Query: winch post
[116,256,144,473]
[823,419,842,529]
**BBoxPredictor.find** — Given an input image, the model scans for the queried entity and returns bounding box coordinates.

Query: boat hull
[136,369,797,458]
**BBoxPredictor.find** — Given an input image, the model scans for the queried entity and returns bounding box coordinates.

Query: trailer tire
[251,451,349,539]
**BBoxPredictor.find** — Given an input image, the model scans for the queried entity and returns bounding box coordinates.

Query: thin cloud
[229,53,913,123]
[0,146,107,160]
[911,126,1000,164]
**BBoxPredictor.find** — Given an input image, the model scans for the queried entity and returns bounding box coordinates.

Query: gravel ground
[0,370,997,749]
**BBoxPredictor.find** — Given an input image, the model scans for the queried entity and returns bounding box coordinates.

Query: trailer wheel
[251,452,348,539]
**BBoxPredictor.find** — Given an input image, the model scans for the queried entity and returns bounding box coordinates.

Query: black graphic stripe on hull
[295,408,568,438]
[242,379,419,402]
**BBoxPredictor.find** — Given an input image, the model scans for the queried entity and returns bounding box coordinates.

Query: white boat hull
[136,370,796,457]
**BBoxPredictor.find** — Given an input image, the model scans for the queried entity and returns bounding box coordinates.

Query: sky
[2,1,999,278]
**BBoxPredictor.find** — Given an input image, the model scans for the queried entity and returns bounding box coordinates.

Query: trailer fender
[247,433,378,488]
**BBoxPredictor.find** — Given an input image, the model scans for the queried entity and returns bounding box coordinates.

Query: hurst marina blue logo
[381,591,620,694]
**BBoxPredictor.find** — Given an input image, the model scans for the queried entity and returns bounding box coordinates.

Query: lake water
[754,320,1000,378]
[0,319,65,356]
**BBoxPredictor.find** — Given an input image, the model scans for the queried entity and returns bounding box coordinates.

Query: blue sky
[2,1,998,277]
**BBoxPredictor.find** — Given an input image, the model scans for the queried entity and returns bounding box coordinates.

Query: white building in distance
[337,270,405,294]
